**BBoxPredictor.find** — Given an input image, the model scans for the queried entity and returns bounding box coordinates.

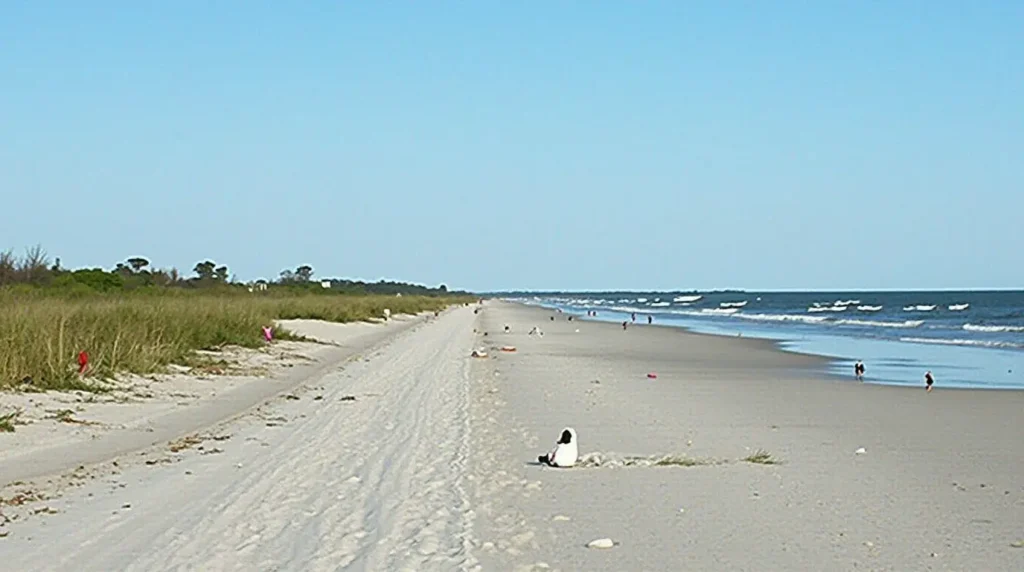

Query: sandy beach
[469,303,1024,571]
[2,301,1023,571]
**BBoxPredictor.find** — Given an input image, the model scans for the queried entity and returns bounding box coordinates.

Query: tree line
[0,245,460,296]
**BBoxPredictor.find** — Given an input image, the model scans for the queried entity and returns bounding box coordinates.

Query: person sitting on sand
[925,370,934,392]
[538,427,578,468]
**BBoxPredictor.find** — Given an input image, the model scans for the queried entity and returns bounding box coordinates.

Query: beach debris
[647,373,658,379]
[261,326,274,342]
[855,447,867,455]
[575,328,580,333]
[340,395,357,402]
[471,349,489,358]
[285,394,300,400]
[500,346,517,352]
[528,326,543,336]
[552,515,571,521]
[77,351,89,374]
[587,538,615,549]
[1010,540,1024,548]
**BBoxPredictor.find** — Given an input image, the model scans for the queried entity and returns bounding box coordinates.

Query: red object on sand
[647,373,658,379]
[78,351,89,374]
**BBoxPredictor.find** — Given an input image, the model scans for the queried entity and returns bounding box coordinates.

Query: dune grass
[0,289,461,391]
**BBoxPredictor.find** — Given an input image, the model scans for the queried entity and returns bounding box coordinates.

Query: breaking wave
[963,324,1024,333]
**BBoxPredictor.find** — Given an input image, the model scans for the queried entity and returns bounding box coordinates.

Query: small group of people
[628,312,654,325]
[854,360,936,391]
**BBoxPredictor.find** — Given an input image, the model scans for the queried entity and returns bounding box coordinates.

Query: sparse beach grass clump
[0,289,459,391]
[742,449,782,465]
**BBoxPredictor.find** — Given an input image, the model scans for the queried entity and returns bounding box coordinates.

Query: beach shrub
[0,290,461,391]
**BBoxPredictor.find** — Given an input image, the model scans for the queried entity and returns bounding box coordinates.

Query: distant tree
[0,250,15,286]
[279,269,296,283]
[214,265,229,283]
[295,265,314,282]
[21,244,50,284]
[439,284,448,293]
[126,257,150,273]
[193,261,217,281]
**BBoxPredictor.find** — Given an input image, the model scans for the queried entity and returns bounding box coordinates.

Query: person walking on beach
[647,315,653,325]
[622,321,628,330]
[925,370,934,392]
[854,360,865,381]
[631,312,636,323]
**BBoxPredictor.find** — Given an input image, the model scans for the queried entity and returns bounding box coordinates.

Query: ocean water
[513,290,1024,390]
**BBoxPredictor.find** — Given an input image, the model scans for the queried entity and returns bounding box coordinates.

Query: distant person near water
[631,312,636,323]
[925,371,934,392]
[647,315,653,325]
[622,321,628,330]
[854,360,865,381]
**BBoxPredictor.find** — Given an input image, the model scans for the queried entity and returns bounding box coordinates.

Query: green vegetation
[0,410,20,432]
[742,449,782,465]
[0,246,472,391]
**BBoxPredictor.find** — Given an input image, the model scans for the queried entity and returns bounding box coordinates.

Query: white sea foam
[673,295,703,303]
[834,319,925,329]
[856,305,883,312]
[948,303,970,311]
[963,323,1024,333]
[719,301,748,308]
[734,313,829,324]
[649,302,670,307]
[807,305,849,313]
[903,305,937,312]
[834,299,860,306]
[900,337,1023,349]
[701,308,741,315]
[637,298,648,303]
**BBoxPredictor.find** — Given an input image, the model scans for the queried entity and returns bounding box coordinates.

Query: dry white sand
[467,302,1024,571]
[4,301,1023,571]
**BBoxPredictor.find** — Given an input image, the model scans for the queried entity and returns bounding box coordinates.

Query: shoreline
[531,300,1024,391]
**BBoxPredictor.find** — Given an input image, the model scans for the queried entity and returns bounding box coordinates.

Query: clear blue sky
[2,2,1021,292]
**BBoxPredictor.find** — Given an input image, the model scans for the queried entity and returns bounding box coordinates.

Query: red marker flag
[78,351,89,374]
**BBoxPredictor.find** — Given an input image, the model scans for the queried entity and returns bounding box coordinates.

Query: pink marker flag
[262,326,273,342]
